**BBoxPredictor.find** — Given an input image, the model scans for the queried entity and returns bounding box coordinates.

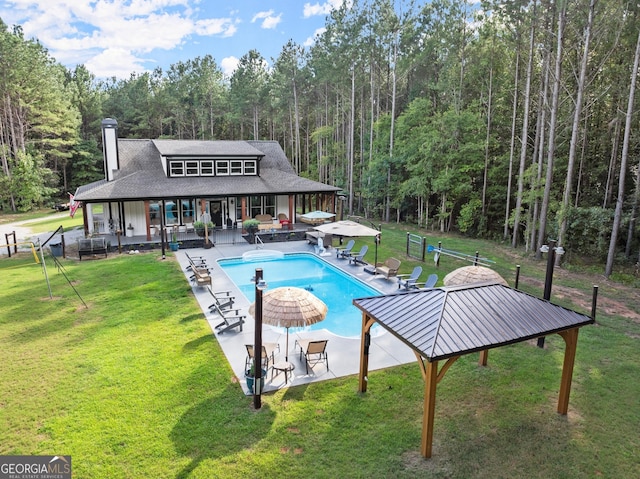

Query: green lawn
[1,226,638,478]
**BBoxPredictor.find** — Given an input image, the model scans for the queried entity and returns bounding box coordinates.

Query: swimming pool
[218,252,381,337]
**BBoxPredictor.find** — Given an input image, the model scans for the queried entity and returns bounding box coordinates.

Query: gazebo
[353,282,595,458]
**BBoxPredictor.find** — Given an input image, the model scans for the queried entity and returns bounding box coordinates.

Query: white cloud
[251,9,281,29]
[195,18,237,37]
[251,10,274,22]
[260,13,281,29]
[303,0,345,18]
[220,56,239,76]
[0,0,239,79]
[85,47,150,78]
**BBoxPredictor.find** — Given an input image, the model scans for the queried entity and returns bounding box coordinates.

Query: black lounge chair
[207,288,235,311]
[213,306,245,334]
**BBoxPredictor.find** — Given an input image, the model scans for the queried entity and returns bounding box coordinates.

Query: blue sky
[0,0,345,79]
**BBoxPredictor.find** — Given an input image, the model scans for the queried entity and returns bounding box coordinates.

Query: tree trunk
[386,34,399,223]
[625,155,640,258]
[482,37,494,217]
[349,66,355,216]
[504,24,521,240]
[605,27,640,277]
[528,26,552,253]
[513,0,537,248]
[537,1,566,258]
[603,114,621,208]
[557,0,596,255]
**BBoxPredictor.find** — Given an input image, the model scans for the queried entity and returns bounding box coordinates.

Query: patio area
[174,240,418,394]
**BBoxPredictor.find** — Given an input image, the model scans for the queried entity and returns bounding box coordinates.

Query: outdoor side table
[272,361,295,384]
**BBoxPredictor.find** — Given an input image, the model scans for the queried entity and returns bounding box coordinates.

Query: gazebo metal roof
[353,282,594,362]
[352,281,595,459]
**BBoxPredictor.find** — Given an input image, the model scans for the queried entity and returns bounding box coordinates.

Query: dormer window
[230,160,243,175]
[170,161,184,176]
[244,161,256,175]
[201,160,214,176]
[216,161,229,176]
[167,158,259,177]
[185,161,199,176]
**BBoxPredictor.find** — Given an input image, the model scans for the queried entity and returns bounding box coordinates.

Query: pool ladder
[255,235,264,249]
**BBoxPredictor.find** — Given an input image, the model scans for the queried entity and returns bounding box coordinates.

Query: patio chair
[375,257,401,279]
[397,266,423,290]
[207,287,235,312]
[295,339,329,374]
[415,273,438,289]
[185,252,206,267]
[191,267,211,288]
[348,245,369,265]
[213,307,245,334]
[335,239,355,259]
[244,343,280,372]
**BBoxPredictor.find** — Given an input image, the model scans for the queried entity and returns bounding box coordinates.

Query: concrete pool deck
[175,240,420,394]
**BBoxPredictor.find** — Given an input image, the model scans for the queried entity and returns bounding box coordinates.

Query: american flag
[69,192,81,218]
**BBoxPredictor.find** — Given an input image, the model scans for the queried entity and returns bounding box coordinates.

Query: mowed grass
[1,229,639,478]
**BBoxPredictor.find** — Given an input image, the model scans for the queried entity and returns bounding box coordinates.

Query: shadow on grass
[182,334,212,352]
[179,312,204,324]
[170,383,276,479]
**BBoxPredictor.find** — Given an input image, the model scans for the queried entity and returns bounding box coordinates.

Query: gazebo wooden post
[557,328,579,414]
[421,360,438,458]
[358,313,375,393]
[478,350,489,366]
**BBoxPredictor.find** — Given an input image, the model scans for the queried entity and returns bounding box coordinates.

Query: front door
[210,201,223,228]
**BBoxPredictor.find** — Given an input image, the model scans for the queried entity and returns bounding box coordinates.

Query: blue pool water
[218,252,381,337]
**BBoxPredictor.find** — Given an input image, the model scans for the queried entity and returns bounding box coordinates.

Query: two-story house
[73,119,341,242]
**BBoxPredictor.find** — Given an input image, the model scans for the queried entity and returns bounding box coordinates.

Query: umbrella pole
[375,235,379,266]
[285,327,290,362]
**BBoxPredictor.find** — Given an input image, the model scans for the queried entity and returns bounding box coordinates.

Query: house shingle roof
[152,139,265,157]
[75,139,338,201]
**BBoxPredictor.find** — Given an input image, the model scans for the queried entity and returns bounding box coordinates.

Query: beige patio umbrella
[443,265,508,287]
[314,220,381,264]
[249,286,328,361]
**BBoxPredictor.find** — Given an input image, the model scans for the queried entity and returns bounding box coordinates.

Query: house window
[165,200,179,225]
[201,160,214,176]
[244,160,257,175]
[170,161,184,176]
[181,199,195,224]
[216,160,229,175]
[248,195,275,218]
[264,195,275,217]
[149,201,161,226]
[168,158,259,177]
[235,198,243,220]
[185,161,199,176]
[230,160,243,175]
[249,195,262,218]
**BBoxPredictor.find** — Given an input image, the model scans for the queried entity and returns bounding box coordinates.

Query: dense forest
[1,0,639,276]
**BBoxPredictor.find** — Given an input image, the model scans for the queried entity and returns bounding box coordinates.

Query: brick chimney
[101,118,119,181]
